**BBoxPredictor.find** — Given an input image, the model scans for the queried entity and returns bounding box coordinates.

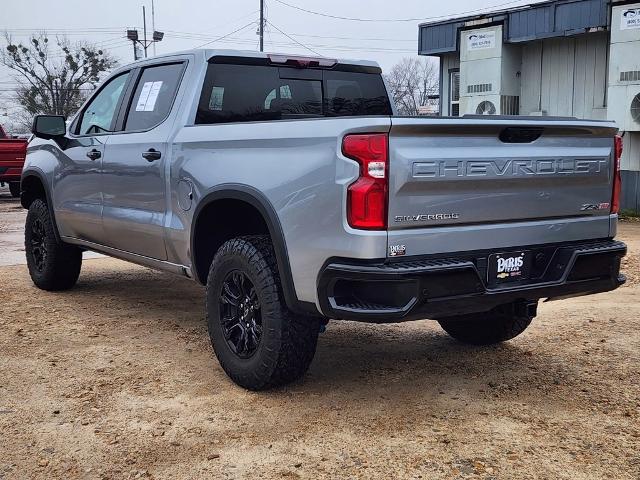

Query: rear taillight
[612,135,623,214]
[343,133,389,230]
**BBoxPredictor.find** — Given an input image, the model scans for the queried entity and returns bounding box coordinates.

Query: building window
[449,70,460,116]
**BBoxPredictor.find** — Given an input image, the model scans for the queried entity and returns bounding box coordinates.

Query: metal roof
[418,0,610,56]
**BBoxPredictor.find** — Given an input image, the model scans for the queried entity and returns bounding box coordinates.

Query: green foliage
[2,33,117,120]
[619,208,640,219]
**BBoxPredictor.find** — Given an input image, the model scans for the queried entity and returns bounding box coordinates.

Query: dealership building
[419,0,640,212]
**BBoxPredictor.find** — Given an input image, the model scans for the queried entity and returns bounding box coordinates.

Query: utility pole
[143,5,148,58]
[259,0,264,52]
[152,0,157,56]
[126,5,164,61]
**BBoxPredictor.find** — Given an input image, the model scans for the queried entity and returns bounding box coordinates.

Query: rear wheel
[206,235,320,390]
[25,199,82,291]
[438,302,535,345]
[9,182,20,198]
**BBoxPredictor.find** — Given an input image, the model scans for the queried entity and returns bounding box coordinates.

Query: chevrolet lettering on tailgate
[412,158,608,178]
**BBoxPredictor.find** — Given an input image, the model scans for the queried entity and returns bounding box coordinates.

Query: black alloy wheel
[30,217,47,272]
[219,270,263,358]
[25,198,82,291]
[206,235,320,390]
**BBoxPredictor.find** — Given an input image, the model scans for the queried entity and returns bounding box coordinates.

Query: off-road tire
[25,199,82,291]
[9,182,20,198]
[438,303,534,345]
[206,235,320,390]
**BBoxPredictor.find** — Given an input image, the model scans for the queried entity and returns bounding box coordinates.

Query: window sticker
[135,81,163,111]
[209,86,225,111]
[144,81,163,111]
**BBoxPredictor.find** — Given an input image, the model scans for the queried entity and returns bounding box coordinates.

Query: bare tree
[384,57,439,116]
[1,33,117,127]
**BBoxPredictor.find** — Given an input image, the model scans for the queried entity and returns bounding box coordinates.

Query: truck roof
[116,48,382,71]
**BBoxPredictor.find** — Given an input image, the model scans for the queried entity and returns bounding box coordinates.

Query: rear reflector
[612,135,623,214]
[343,134,388,230]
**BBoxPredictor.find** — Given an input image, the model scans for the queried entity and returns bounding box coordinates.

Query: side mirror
[32,115,67,140]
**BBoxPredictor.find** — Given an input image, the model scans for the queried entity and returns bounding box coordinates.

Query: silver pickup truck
[22,49,626,390]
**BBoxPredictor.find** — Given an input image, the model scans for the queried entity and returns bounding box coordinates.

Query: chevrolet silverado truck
[21,49,627,390]
[0,124,27,197]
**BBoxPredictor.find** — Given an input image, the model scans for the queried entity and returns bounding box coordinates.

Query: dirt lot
[1,186,639,479]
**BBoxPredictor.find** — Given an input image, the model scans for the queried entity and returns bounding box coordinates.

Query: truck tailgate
[388,117,618,228]
[0,139,28,175]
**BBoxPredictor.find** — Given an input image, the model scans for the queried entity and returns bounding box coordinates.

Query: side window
[124,63,184,131]
[78,72,129,135]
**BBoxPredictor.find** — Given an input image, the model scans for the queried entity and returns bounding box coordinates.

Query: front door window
[78,72,129,135]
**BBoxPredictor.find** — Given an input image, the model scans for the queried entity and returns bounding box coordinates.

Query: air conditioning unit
[461,95,520,116]
[607,3,640,131]
[608,85,640,131]
[459,24,521,116]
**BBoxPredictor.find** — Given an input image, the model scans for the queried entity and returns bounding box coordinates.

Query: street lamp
[126,6,164,60]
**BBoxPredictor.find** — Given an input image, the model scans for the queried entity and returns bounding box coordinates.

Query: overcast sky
[1,0,547,120]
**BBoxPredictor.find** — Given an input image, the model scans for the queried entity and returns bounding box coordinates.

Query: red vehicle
[0,124,28,198]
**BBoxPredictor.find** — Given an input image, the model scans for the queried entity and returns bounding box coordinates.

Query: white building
[419,0,640,212]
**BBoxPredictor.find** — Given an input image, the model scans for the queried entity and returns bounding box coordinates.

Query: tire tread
[438,304,533,345]
[25,199,82,291]
[206,235,319,390]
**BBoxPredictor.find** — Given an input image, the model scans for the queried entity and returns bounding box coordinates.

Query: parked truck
[0,124,27,197]
[21,50,627,390]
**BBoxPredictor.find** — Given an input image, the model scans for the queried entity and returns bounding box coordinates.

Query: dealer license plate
[488,251,532,284]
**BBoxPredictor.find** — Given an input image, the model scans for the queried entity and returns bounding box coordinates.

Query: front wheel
[206,235,320,390]
[438,302,535,345]
[25,199,82,291]
[9,182,20,198]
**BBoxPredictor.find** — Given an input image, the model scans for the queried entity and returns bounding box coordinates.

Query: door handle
[86,149,101,161]
[142,148,162,162]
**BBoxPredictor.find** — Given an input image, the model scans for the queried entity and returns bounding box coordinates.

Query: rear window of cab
[196,62,392,124]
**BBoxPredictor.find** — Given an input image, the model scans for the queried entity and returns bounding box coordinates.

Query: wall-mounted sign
[467,31,496,50]
[621,8,640,30]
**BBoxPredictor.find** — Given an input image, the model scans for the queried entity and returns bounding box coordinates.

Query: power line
[1,27,127,31]
[163,30,416,44]
[284,32,416,43]
[265,20,321,56]
[163,32,419,54]
[193,21,258,49]
[161,10,259,38]
[272,0,532,22]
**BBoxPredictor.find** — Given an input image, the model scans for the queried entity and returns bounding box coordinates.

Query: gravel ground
[1,187,639,479]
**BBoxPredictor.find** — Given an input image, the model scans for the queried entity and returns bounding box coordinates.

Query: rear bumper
[317,239,626,322]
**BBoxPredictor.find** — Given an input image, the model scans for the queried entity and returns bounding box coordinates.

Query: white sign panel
[467,31,496,50]
[621,8,640,30]
[135,81,164,111]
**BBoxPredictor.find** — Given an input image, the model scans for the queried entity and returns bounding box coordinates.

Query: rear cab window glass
[196,61,391,125]
[324,71,391,117]
[125,63,184,131]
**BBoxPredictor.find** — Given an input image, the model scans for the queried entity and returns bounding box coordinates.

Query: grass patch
[619,209,640,220]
